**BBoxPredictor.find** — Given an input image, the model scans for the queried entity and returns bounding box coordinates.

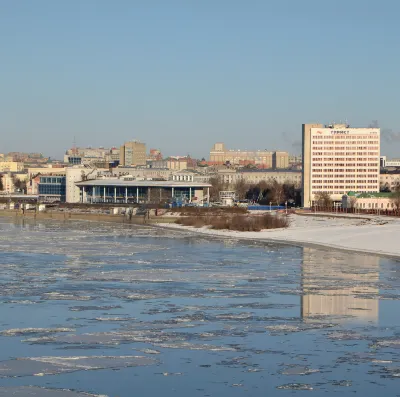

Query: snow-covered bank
[160,214,400,258]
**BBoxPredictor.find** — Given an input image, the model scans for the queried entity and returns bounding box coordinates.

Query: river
[0,218,399,396]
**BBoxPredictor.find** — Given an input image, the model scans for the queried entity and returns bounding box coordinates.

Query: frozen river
[0,218,399,396]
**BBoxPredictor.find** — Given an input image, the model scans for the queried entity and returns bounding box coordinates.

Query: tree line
[209,177,300,206]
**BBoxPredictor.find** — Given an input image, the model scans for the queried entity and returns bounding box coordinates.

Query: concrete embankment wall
[0,210,178,225]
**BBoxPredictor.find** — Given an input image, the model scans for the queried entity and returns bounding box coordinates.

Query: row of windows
[312,187,377,192]
[312,158,379,167]
[312,164,379,168]
[312,136,379,140]
[39,177,66,184]
[313,152,379,157]
[312,168,378,176]
[312,180,378,184]
[38,185,66,195]
[312,174,378,179]
[312,168,379,173]
[357,203,395,209]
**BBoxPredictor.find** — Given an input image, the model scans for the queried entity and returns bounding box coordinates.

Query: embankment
[0,210,178,225]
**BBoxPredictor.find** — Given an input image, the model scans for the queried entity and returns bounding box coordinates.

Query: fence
[310,207,400,217]
[248,205,286,211]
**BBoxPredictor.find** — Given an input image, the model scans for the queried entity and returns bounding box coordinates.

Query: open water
[0,217,399,396]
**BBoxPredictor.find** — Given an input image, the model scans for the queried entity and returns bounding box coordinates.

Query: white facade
[66,167,109,203]
[381,156,400,168]
[217,169,302,187]
[303,124,380,205]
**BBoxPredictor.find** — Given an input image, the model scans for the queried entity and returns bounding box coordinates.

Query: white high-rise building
[302,123,380,207]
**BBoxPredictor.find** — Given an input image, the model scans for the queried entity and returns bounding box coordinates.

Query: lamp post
[285,201,288,215]
[269,201,272,212]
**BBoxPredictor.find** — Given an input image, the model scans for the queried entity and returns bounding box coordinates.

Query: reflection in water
[301,247,379,322]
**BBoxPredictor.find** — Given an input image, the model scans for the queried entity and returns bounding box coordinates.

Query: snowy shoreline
[157,213,400,259]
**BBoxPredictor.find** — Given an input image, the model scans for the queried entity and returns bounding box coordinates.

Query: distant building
[167,157,188,171]
[0,172,28,193]
[302,123,380,207]
[209,142,289,169]
[64,146,118,166]
[66,166,109,203]
[272,151,289,169]
[289,154,302,166]
[217,168,302,187]
[342,191,396,211]
[147,159,168,169]
[113,167,171,181]
[380,156,400,168]
[105,148,120,164]
[380,170,400,191]
[0,162,24,172]
[75,179,211,205]
[148,149,163,161]
[119,141,146,166]
[27,166,67,195]
[38,174,66,202]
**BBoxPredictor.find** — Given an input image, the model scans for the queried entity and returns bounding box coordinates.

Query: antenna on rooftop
[72,136,78,155]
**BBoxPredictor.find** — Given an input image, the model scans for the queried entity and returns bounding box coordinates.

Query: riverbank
[3,208,400,258]
[0,209,178,225]
[159,213,400,259]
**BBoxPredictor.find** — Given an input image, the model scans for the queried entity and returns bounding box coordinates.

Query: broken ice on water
[0,355,157,378]
[0,328,75,336]
[1,219,400,395]
[0,386,108,397]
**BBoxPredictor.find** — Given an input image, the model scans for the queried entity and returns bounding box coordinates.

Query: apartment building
[302,123,380,206]
[380,171,400,191]
[217,168,302,187]
[380,156,400,168]
[209,143,289,169]
[0,162,24,172]
[119,141,146,166]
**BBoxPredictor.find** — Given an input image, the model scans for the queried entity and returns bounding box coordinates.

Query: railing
[309,207,400,216]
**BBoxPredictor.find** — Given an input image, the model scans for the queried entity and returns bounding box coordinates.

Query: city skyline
[2,1,400,158]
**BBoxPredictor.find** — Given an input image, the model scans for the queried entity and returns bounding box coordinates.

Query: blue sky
[1,0,400,159]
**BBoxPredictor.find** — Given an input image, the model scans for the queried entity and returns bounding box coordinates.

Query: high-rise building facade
[119,141,146,167]
[302,123,380,207]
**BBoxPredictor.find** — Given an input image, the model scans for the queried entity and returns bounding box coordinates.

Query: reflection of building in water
[301,247,379,323]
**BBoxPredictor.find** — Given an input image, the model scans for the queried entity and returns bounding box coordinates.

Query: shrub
[175,213,288,231]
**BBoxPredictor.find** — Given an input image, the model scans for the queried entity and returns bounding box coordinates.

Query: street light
[285,201,288,215]
[269,201,272,212]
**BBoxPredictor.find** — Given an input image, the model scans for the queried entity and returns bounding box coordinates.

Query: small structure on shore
[219,191,236,207]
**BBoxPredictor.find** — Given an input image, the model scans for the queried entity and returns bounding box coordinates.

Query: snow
[159,214,400,258]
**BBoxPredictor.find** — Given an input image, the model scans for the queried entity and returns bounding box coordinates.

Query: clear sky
[1,0,400,159]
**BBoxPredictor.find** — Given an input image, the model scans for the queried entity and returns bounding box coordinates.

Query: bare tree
[12,176,27,192]
[349,196,358,209]
[209,176,226,202]
[270,180,285,205]
[314,192,332,207]
[391,184,400,209]
[234,179,248,201]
